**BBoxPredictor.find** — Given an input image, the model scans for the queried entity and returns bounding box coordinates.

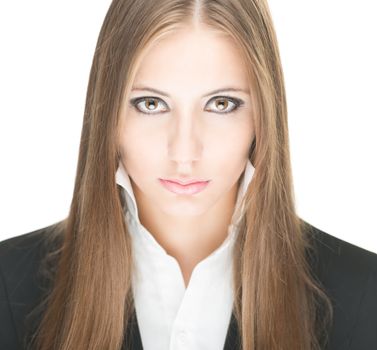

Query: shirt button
[178,329,187,343]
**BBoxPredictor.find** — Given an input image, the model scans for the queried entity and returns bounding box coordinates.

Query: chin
[161,202,209,217]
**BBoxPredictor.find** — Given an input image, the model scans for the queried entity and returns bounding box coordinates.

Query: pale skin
[119,23,255,288]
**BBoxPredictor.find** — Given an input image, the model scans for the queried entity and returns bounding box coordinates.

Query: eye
[129,95,244,115]
[129,96,169,115]
[205,95,244,114]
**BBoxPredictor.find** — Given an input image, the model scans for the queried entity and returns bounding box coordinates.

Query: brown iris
[215,98,228,110]
[145,98,157,110]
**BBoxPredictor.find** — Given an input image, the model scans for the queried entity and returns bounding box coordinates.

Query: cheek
[209,121,253,160]
[119,124,164,184]
[120,121,160,158]
[120,112,253,165]
[209,121,253,187]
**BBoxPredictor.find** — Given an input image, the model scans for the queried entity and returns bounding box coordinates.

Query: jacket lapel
[223,311,241,350]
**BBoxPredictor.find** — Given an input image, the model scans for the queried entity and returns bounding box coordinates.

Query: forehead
[131,25,249,95]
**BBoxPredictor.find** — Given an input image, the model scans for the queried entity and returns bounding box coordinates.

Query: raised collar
[115,159,255,231]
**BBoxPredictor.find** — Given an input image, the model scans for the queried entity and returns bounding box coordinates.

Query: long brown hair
[27,0,333,349]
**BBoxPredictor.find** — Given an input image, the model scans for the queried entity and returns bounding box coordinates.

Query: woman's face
[119,24,255,219]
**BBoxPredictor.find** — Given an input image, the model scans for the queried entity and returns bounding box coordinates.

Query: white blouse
[115,160,255,350]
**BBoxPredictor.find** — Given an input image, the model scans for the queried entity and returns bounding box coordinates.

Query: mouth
[158,179,210,195]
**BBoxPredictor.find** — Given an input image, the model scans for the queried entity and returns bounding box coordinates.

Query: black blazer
[1,222,376,350]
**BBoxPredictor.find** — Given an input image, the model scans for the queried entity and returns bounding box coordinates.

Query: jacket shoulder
[0,222,64,350]
[304,222,377,349]
[305,222,377,286]
[0,225,51,265]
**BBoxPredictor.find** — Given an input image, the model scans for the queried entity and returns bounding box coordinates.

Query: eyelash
[129,95,245,115]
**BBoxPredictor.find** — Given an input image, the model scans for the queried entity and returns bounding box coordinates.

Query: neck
[134,181,239,287]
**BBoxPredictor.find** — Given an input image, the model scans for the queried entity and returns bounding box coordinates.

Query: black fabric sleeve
[0,261,22,350]
[347,263,377,349]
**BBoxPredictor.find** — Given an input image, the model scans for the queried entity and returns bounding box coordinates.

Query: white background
[0,1,376,253]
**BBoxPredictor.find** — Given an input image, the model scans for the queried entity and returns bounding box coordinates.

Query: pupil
[147,98,156,110]
[217,99,227,110]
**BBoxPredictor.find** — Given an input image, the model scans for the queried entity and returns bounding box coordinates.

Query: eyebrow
[131,86,250,98]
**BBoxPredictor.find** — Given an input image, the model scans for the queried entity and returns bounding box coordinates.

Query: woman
[1,0,376,349]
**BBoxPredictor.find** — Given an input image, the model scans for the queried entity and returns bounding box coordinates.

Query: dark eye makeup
[129,95,245,115]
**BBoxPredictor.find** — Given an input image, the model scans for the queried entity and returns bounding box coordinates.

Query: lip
[159,179,210,195]
[165,178,208,185]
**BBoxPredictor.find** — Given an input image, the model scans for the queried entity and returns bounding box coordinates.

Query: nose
[167,111,203,165]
